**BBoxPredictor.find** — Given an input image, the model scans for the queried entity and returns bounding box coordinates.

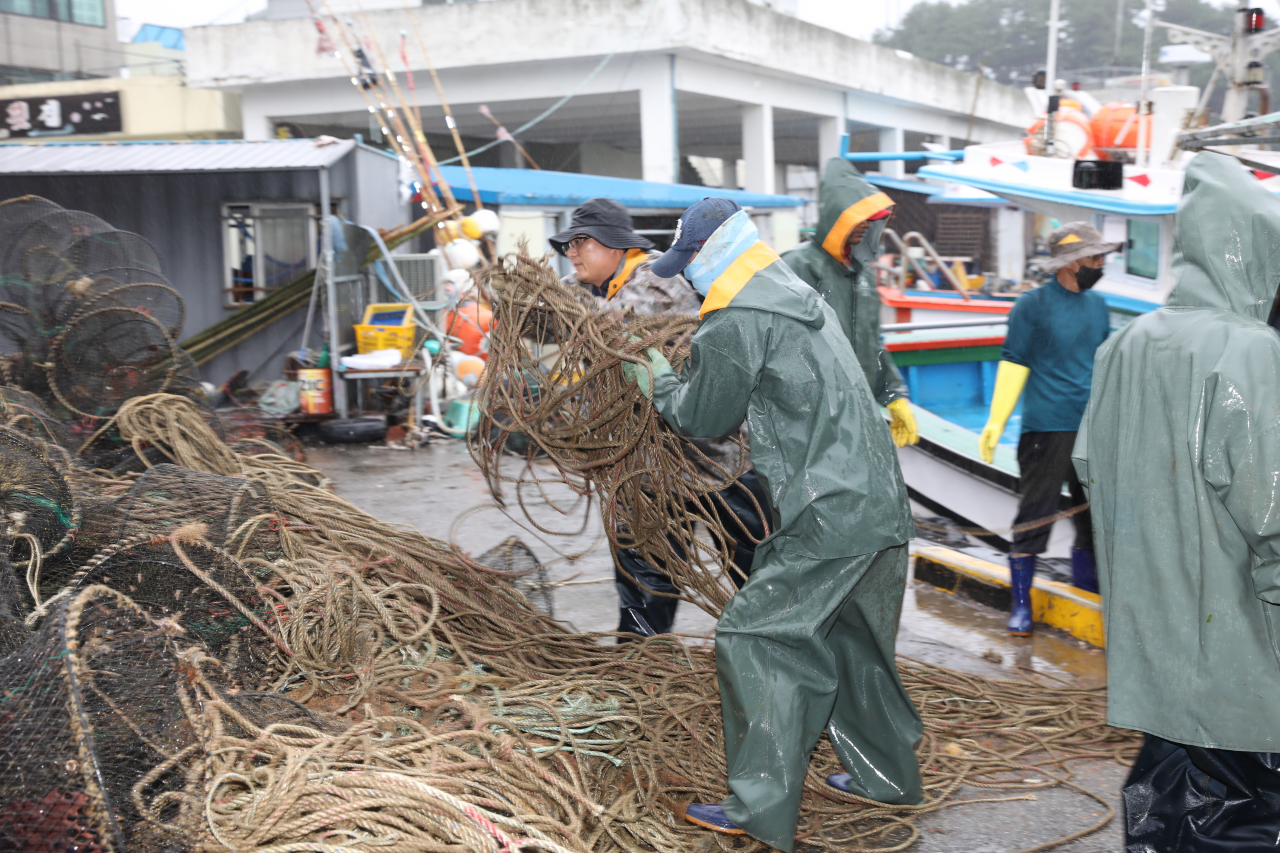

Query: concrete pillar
[742,103,775,194]
[241,98,272,141]
[721,157,738,190]
[879,126,904,179]
[639,57,677,183]
[818,115,843,167]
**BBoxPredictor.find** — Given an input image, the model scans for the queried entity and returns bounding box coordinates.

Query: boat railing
[880,228,972,301]
[882,317,1008,333]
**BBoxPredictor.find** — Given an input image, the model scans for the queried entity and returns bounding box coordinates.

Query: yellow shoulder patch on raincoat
[699,242,781,318]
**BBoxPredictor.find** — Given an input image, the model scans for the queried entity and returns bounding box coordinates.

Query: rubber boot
[1071,547,1098,594]
[1007,554,1035,636]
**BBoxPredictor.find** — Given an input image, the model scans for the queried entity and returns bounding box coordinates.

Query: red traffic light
[1247,7,1265,34]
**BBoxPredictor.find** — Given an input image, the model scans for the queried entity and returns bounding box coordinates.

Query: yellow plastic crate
[354,324,417,359]
[354,303,417,359]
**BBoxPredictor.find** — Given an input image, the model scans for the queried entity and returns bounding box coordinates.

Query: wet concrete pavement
[306,437,1122,852]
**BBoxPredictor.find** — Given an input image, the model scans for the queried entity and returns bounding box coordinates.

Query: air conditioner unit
[388,252,446,312]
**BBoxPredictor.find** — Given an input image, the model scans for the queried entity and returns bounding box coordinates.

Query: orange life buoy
[1024,106,1095,159]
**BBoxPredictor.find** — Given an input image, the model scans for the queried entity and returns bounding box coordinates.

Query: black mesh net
[475,537,554,618]
[0,426,78,561]
[0,196,200,423]
[0,586,200,853]
[49,308,178,419]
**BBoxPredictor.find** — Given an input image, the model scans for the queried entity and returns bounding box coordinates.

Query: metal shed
[0,138,407,386]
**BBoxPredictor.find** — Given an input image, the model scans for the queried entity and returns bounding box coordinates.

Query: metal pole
[1138,0,1156,166]
[670,53,680,183]
[1046,0,1060,92]
[320,166,346,419]
[1113,0,1125,61]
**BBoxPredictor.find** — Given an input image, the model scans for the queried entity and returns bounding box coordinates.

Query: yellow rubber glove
[978,361,1030,463]
[886,399,918,447]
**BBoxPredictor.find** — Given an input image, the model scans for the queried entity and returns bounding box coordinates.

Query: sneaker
[683,803,745,835]
[826,772,853,792]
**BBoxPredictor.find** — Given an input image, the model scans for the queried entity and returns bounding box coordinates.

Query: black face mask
[1075,265,1104,291]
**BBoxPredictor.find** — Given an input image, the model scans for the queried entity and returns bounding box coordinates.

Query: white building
[185,0,1033,195]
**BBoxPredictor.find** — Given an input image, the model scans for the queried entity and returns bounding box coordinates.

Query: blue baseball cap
[650,197,743,279]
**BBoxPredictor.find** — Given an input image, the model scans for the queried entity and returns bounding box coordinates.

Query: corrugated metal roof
[0,139,356,175]
[437,166,806,210]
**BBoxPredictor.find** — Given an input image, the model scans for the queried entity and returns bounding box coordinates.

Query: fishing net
[48,307,178,419]
[80,281,184,339]
[474,248,758,616]
[476,536,555,618]
[0,426,79,573]
[0,585,200,853]
[0,392,1139,853]
[0,197,198,424]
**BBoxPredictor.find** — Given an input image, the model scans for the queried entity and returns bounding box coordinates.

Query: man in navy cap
[623,198,923,851]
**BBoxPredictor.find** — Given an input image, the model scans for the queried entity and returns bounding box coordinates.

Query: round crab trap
[48,307,177,419]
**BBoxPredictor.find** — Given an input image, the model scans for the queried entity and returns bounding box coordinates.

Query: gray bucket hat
[1038,221,1123,272]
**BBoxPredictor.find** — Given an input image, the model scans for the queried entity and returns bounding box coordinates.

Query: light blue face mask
[684,211,759,295]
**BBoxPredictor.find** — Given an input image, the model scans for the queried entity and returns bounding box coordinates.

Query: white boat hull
[897,442,1076,560]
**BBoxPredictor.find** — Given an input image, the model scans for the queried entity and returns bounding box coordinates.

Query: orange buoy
[1090,102,1152,160]
[1023,106,1095,159]
[454,356,485,389]
[442,300,493,359]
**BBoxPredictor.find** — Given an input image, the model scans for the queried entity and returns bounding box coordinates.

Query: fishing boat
[851,5,1280,564]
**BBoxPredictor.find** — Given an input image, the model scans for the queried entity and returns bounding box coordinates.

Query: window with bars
[222,203,317,307]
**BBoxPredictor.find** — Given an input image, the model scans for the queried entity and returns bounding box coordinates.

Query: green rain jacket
[781,158,908,406]
[1073,152,1280,751]
[653,247,913,564]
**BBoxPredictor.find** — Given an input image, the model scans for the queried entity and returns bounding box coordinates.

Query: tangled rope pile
[0,388,1141,852]
[473,248,762,616]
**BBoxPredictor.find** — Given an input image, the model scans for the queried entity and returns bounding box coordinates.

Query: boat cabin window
[1126,219,1160,280]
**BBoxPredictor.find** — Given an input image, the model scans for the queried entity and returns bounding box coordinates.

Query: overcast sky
[115,0,919,38]
[112,0,1274,42]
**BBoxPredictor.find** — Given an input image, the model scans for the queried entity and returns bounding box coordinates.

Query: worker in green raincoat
[781,157,919,446]
[624,198,923,851]
[1073,152,1280,849]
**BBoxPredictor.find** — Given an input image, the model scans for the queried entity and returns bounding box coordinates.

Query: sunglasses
[565,235,593,252]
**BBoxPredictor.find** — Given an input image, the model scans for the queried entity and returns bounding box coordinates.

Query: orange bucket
[297,368,333,415]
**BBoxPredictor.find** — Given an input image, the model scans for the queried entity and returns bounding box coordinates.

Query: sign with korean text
[0,92,122,139]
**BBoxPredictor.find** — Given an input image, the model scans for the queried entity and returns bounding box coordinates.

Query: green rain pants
[716,543,923,851]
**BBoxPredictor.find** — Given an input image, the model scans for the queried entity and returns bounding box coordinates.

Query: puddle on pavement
[900,578,1106,686]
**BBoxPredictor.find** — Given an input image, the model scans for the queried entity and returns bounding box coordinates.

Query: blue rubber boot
[1071,547,1099,594]
[683,804,744,835]
[1007,554,1035,636]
